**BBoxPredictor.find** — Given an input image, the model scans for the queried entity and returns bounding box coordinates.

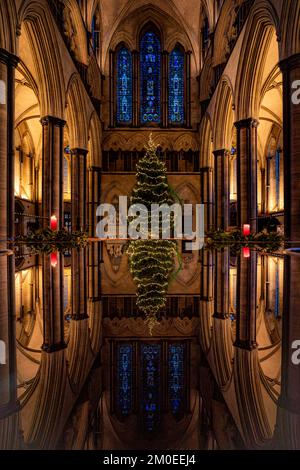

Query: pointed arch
[213,77,235,150]
[66,73,89,150]
[199,113,213,168]
[88,111,101,167]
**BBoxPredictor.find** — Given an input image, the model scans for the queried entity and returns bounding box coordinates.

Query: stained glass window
[168,343,185,416]
[140,32,161,124]
[117,47,132,125]
[117,343,133,416]
[141,343,161,432]
[169,47,184,124]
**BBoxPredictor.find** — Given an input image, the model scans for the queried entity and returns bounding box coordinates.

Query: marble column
[235,118,258,232]
[234,250,257,350]
[280,54,300,242]
[0,48,19,417]
[71,148,88,232]
[213,149,229,230]
[41,116,66,229]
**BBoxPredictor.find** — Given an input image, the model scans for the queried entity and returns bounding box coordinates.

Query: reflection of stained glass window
[140,32,161,124]
[117,47,132,124]
[168,343,185,416]
[117,343,133,416]
[141,343,160,432]
[169,48,184,124]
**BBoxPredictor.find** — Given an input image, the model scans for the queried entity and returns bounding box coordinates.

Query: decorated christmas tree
[127,135,180,332]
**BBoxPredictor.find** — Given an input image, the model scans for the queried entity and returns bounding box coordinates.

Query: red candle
[243,224,250,236]
[50,215,58,231]
[243,247,250,258]
[50,252,58,268]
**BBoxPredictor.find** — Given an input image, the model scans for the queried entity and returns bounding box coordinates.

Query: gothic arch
[88,111,101,167]
[0,0,18,53]
[62,0,89,65]
[66,73,89,150]
[199,113,213,168]
[235,1,281,120]
[280,0,300,59]
[213,77,235,150]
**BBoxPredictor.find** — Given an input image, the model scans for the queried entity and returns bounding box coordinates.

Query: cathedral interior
[0,0,300,451]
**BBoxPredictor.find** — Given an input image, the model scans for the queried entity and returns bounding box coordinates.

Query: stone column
[0,48,19,417]
[109,49,115,128]
[41,116,65,229]
[161,50,169,128]
[235,118,258,232]
[200,167,214,232]
[279,54,300,242]
[71,148,88,232]
[213,149,229,230]
[42,253,66,352]
[234,250,257,350]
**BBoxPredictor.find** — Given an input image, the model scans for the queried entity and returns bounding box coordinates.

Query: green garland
[127,136,181,331]
[16,228,88,254]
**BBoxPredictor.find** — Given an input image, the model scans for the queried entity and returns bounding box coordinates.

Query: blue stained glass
[117,343,133,416]
[117,47,132,124]
[169,48,184,124]
[168,344,185,416]
[141,343,160,432]
[140,32,161,124]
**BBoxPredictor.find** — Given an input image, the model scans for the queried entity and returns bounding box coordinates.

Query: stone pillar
[42,252,66,352]
[109,49,115,128]
[235,118,258,232]
[0,48,19,417]
[71,148,88,232]
[185,51,192,128]
[234,250,257,350]
[279,54,300,242]
[132,50,139,127]
[41,116,65,229]
[161,50,169,128]
[200,167,214,232]
[88,166,101,237]
[213,149,229,230]
[71,247,88,320]
[213,248,229,320]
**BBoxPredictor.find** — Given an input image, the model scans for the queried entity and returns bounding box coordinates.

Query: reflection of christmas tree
[127,135,179,333]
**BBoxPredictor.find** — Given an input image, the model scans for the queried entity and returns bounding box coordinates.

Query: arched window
[117,47,133,125]
[140,31,161,124]
[169,46,184,125]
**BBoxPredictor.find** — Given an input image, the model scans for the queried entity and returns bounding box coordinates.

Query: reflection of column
[235,119,258,232]
[132,50,139,127]
[0,49,19,417]
[280,54,300,242]
[213,149,229,230]
[41,116,66,229]
[199,250,214,351]
[71,248,88,320]
[200,167,214,232]
[161,50,169,128]
[71,148,88,231]
[279,251,300,415]
[42,253,66,352]
[185,51,192,128]
[235,250,257,350]
[213,248,229,319]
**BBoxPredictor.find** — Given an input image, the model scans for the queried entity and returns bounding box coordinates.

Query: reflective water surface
[3,243,300,449]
